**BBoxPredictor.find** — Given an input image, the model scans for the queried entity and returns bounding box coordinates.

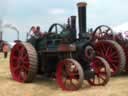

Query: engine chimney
[70,16,77,40]
[0,32,2,40]
[77,2,87,38]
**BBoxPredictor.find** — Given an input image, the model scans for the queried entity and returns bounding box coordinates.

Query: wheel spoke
[109,51,117,57]
[105,47,113,57]
[55,25,58,33]
[105,28,110,33]
[69,79,78,89]
[13,64,20,72]
[12,55,18,60]
[99,75,106,81]
[100,44,106,56]
[21,70,28,81]
[97,75,101,84]
[11,57,19,66]
[110,63,118,71]
[24,55,29,61]
[62,70,67,77]
[99,28,102,34]
[22,64,29,71]
[63,78,67,85]
[20,47,26,57]
[93,75,96,84]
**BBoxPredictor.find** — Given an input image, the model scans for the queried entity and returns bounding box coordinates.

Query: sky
[1,0,128,42]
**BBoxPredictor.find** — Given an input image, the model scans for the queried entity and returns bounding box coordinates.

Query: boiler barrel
[77,2,87,38]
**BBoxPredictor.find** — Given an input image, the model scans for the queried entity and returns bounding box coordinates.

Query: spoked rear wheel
[56,59,84,91]
[87,56,111,86]
[94,40,126,76]
[10,42,38,83]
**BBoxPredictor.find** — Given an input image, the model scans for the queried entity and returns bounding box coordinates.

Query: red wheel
[87,56,111,86]
[10,42,38,83]
[92,25,114,42]
[94,40,126,76]
[56,59,84,91]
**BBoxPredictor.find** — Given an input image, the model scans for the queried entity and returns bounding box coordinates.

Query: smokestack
[0,32,2,40]
[70,16,77,39]
[77,2,87,38]
[0,20,2,40]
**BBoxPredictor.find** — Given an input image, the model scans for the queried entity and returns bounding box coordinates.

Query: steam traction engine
[10,2,110,91]
[92,25,128,76]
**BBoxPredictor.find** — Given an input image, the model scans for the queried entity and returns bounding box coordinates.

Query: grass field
[0,53,128,96]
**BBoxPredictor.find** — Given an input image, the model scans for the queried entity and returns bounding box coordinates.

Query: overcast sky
[1,0,128,42]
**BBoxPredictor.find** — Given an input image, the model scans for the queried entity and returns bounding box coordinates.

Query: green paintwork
[27,30,72,52]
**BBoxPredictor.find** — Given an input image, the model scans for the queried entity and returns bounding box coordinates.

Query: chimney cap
[71,16,76,18]
[77,2,87,7]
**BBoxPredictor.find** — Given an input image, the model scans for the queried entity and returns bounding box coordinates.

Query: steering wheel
[92,25,114,42]
[48,23,66,34]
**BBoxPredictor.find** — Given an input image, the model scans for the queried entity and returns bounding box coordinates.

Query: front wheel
[87,56,111,86]
[56,59,84,91]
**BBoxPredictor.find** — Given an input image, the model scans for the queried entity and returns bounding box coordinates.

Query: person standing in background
[2,43,9,58]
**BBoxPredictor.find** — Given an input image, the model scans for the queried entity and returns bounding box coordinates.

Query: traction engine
[92,25,128,76]
[10,2,111,91]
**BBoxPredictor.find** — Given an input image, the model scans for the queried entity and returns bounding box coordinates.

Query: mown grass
[0,53,128,96]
